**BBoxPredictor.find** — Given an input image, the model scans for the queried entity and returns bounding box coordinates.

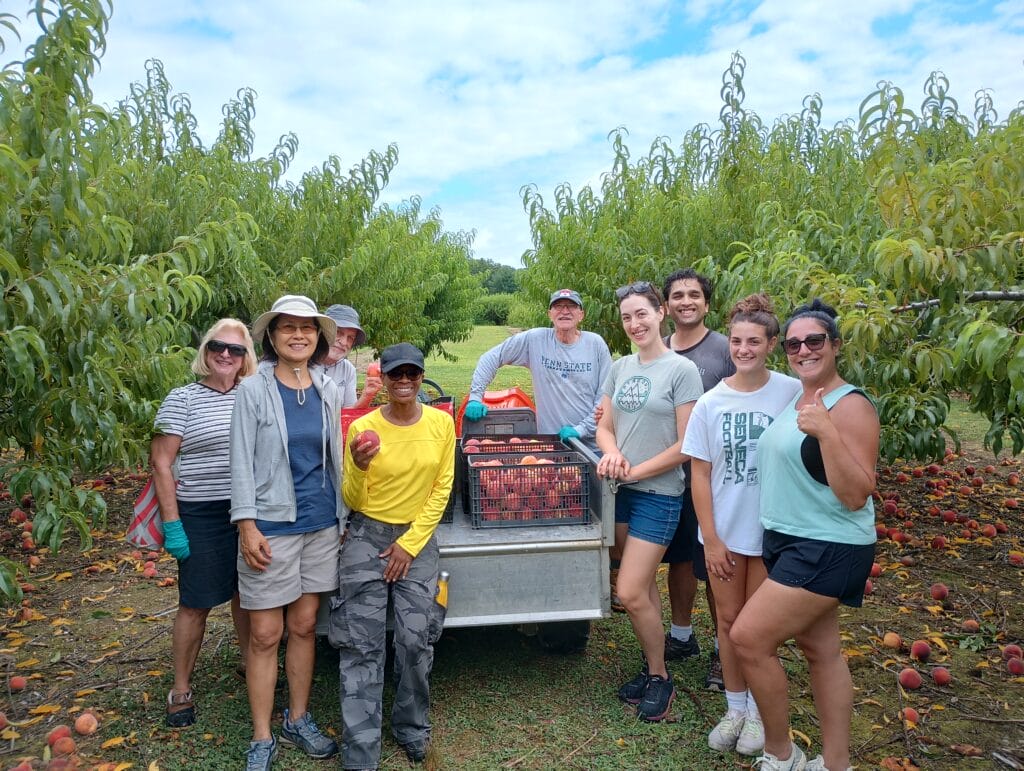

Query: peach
[899,707,920,724]
[961,619,980,633]
[883,500,898,515]
[0,712,6,730]
[930,535,947,550]
[869,562,882,578]
[910,640,931,662]
[47,725,72,746]
[882,632,902,649]
[941,510,957,523]
[1002,644,1023,660]
[8,675,26,691]
[52,735,76,755]
[864,578,874,595]
[1008,657,1024,676]
[142,567,158,578]
[1008,472,1020,486]
[898,667,923,689]
[900,555,915,567]
[1004,498,1019,509]
[73,712,98,735]
[981,524,997,538]
[931,666,952,686]
[930,583,949,601]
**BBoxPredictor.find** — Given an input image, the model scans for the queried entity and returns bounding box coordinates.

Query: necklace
[292,368,306,406]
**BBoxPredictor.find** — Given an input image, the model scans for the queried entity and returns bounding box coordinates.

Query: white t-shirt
[682,370,801,555]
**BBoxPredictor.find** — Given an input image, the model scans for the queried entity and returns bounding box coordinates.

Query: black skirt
[177,499,238,609]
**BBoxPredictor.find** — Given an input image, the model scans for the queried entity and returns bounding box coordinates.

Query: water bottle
[435,570,450,609]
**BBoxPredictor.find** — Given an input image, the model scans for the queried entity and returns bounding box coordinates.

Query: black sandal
[166,689,196,727]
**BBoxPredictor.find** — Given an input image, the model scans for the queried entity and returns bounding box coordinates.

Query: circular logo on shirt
[615,376,652,413]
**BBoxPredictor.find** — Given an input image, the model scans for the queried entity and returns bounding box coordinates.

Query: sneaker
[664,632,700,660]
[805,756,852,771]
[705,650,725,691]
[636,673,675,722]
[245,737,278,771]
[280,709,338,759]
[610,568,626,613]
[617,661,649,704]
[753,742,807,770]
[401,737,429,763]
[736,715,765,755]
[708,710,745,751]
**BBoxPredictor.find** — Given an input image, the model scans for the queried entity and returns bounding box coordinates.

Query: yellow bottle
[435,570,450,609]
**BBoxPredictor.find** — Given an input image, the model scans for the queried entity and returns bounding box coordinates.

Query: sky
[5,1,1023,267]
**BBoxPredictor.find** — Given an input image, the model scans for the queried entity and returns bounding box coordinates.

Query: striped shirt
[153,382,237,502]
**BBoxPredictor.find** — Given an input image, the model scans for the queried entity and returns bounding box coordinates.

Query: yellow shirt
[342,405,455,557]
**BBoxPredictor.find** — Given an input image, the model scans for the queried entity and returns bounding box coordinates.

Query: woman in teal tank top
[730,300,880,771]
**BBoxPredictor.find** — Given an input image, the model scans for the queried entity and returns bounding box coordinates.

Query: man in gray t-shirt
[659,269,735,692]
[464,289,612,451]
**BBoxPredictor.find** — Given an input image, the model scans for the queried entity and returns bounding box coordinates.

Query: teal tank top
[758,383,876,545]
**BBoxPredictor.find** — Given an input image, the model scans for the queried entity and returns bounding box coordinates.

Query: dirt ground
[0,446,1023,770]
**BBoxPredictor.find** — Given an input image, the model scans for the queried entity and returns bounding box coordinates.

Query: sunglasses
[781,333,829,355]
[207,340,248,357]
[615,281,655,300]
[386,367,424,381]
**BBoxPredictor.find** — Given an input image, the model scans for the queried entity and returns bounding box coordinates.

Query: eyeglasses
[276,321,318,335]
[781,333,829,355]
[207,340,248,357]
[386,367,424,381]
[615,281,654,300]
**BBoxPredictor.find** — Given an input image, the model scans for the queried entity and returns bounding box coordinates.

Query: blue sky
[6,1,1023,267]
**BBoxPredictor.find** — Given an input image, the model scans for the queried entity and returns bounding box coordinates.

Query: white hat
[251,295,337,341]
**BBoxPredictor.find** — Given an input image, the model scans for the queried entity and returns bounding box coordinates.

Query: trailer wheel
[536,620,590,654]
[417,377,445,403]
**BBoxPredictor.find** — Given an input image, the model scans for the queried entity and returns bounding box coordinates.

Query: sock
[670,624,692,642]
[725,689,747,715]
[746,691,760,719]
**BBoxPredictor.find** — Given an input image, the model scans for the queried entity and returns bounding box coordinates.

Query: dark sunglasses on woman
[386,367,424,381]
[781,333,829,355]
[207,340,248,357]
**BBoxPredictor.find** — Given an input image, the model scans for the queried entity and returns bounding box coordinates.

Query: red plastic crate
[465,451,590,528]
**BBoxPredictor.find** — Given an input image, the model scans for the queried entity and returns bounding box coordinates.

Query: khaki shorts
[237,526,340,610]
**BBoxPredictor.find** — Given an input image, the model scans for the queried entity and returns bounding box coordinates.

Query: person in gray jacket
[230,295,344,771]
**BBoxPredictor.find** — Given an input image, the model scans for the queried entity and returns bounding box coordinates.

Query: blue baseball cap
[549,289,583,309]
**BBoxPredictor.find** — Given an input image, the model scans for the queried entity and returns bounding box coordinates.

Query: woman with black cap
[332,342,455,769]
[230,294,344,770]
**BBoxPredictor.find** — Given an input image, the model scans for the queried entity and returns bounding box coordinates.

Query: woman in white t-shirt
[682,294,800,757]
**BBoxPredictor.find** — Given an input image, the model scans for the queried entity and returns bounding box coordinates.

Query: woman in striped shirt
[150,318,257,728]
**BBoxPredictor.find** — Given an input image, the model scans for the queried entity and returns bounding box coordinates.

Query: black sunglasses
[207,340,248,357]
[615,281,655,300]
[781,333,829,355]
[386,366,424,381]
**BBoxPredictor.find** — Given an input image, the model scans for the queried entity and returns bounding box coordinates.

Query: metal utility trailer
[436,437,613,652]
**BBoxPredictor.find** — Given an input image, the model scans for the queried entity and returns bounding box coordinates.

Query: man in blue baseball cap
[464,288,611,451]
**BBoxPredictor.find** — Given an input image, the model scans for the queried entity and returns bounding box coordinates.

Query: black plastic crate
[465,451,590,528]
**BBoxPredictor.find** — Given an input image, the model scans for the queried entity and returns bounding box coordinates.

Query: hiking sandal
[166,688,196,727]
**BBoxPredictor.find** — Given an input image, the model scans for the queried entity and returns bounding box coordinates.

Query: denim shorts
[614,487,681,547]
[762,529,876,608]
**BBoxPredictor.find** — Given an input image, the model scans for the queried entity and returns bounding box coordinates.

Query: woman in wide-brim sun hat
[230,294,344,770]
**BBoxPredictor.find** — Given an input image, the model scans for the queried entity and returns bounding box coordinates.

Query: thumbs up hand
[796,387,831,437]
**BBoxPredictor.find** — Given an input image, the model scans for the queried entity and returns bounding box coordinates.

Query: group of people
[151,295,452,771]
[467,275,878,771]
[150,272,879,771]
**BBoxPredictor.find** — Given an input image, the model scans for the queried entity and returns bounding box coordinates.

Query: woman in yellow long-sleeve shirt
[332,342,454,770]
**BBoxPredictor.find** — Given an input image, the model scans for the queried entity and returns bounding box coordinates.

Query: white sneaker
[805,755,852,771]
[708,710,745,751]
[753,742,807,770]
[736,715,765,755]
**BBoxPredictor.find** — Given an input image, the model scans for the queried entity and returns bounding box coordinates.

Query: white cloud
[3,1,1022,266]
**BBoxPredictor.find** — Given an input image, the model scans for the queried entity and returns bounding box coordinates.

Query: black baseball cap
[380,342,425,374]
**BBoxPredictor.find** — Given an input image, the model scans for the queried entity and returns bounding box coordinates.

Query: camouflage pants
[329,513,443,770]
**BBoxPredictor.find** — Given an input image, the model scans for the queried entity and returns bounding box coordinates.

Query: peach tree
[520,53,1023,462]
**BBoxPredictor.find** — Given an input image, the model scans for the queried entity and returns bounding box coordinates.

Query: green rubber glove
[163,519,191,561]
[558,426,581,442]
[464,400,488,421]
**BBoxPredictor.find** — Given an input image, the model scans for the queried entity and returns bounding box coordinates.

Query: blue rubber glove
[464,400,488,421]
[163,519,191,561]
[559,426,581,442]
